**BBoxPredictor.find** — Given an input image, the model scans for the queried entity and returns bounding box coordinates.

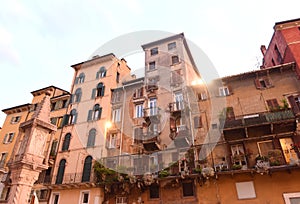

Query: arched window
[91,83,105,99]
[96,66,106,79]
[74,88,82,103]
[62,133,71,151]
[70,109,77,124]
[87,104,102,121]
[75,73,85,84]
[55,159,66,184]
[82,156,92,182]
[94,104,102,120]
[87,129,96,147]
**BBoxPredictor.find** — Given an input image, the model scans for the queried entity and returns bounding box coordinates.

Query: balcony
[142,132,161,152]
[143,107,160,125]
[49,172,96,189]
[223,110,295,130]
[169,125,191,148]
[169,101,185,116]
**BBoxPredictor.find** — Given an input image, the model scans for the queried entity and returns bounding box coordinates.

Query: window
[87,129,96,147]
[149,123,159,135]
[266,99,279,111]
[174,92,184,110]
[149,98,157,116]
[235,181,256,199]
[82,156,92,182]
[198,92,207,101]
[70,109,77,124]
[171,55,179,64]
[10,116,21,124]
[50,140,58,158]
[149,184,160,199]
[62,133,71,151]
[219,86,230,96]
[107,133,118,149]
[51,99,68,111]
[96,66,106,79]
[116,197,127,204]
[91,83,105,98]
[283,192,300,204]
[3,133,15,144]
[112,90,122,103]
[149,61,156,71]
[73,88,82,103]
[287,95,300,115]
[254,77,272,89]
[116,72,120,83]
[87,104,102,121]
[231,144,246,166]
[133,87,143,99]
[112,108,121,122]
[194,116,202,128]
[0,152,8,168]
[182,180,194,197]
[280,138,298,164]
[51,193,59,204]
[257,140,274,158]
[135,104,144,118]
[168,42,176,50]
[150,47,158,55]
[0,187,10,201]
[55,159,66,184]
[75,73,85,84]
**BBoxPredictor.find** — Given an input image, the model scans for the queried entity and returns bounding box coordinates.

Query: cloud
[0,27,19,65]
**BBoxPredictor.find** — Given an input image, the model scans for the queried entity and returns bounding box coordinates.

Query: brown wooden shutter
[254,79,262,89]
[288,95,300,115]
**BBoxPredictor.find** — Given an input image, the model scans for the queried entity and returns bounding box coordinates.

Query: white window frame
[3,133,15,144]
[199,92,207,100]
[116,196,127,204]
[50,192,60,204]
[0,152,8,168]
[149,98,157,116]
[283,192,300,204]
[108,133,117,149]
[219,86,230,96]
[135,104,144,118]
[112,108,121,122]
[174,92,184,110]
[79,190,90,204]
[235,181,256,199]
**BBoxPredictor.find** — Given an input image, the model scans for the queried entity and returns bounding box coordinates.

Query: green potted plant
[232,164,242,170]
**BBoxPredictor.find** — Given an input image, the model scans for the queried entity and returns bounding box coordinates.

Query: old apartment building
[0,86,70,203]
[0,18,300,204]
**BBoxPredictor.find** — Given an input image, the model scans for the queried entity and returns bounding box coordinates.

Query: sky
[0,0,299,126]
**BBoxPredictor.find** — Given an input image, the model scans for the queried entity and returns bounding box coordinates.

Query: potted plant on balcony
[158,170,170,178]
[268,150,283,166]
[255,155,270,171]
[94,161,117,183]
[232,164,242,170]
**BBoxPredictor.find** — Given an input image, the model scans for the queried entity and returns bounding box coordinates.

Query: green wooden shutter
[62,114,70,127]
[87,110,93,121]
[101,86,105,96]
[91,88,96,99]
[3,134,8,144]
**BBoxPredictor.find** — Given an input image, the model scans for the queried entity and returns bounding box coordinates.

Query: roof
[141,33,200,77]
[222,62,296,81]
[274,18,300,26]
[70,53,115,70]
[2,103,31,114]
[31,85,70,96]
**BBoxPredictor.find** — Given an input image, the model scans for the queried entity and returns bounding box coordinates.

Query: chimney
[260,45,267,56]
